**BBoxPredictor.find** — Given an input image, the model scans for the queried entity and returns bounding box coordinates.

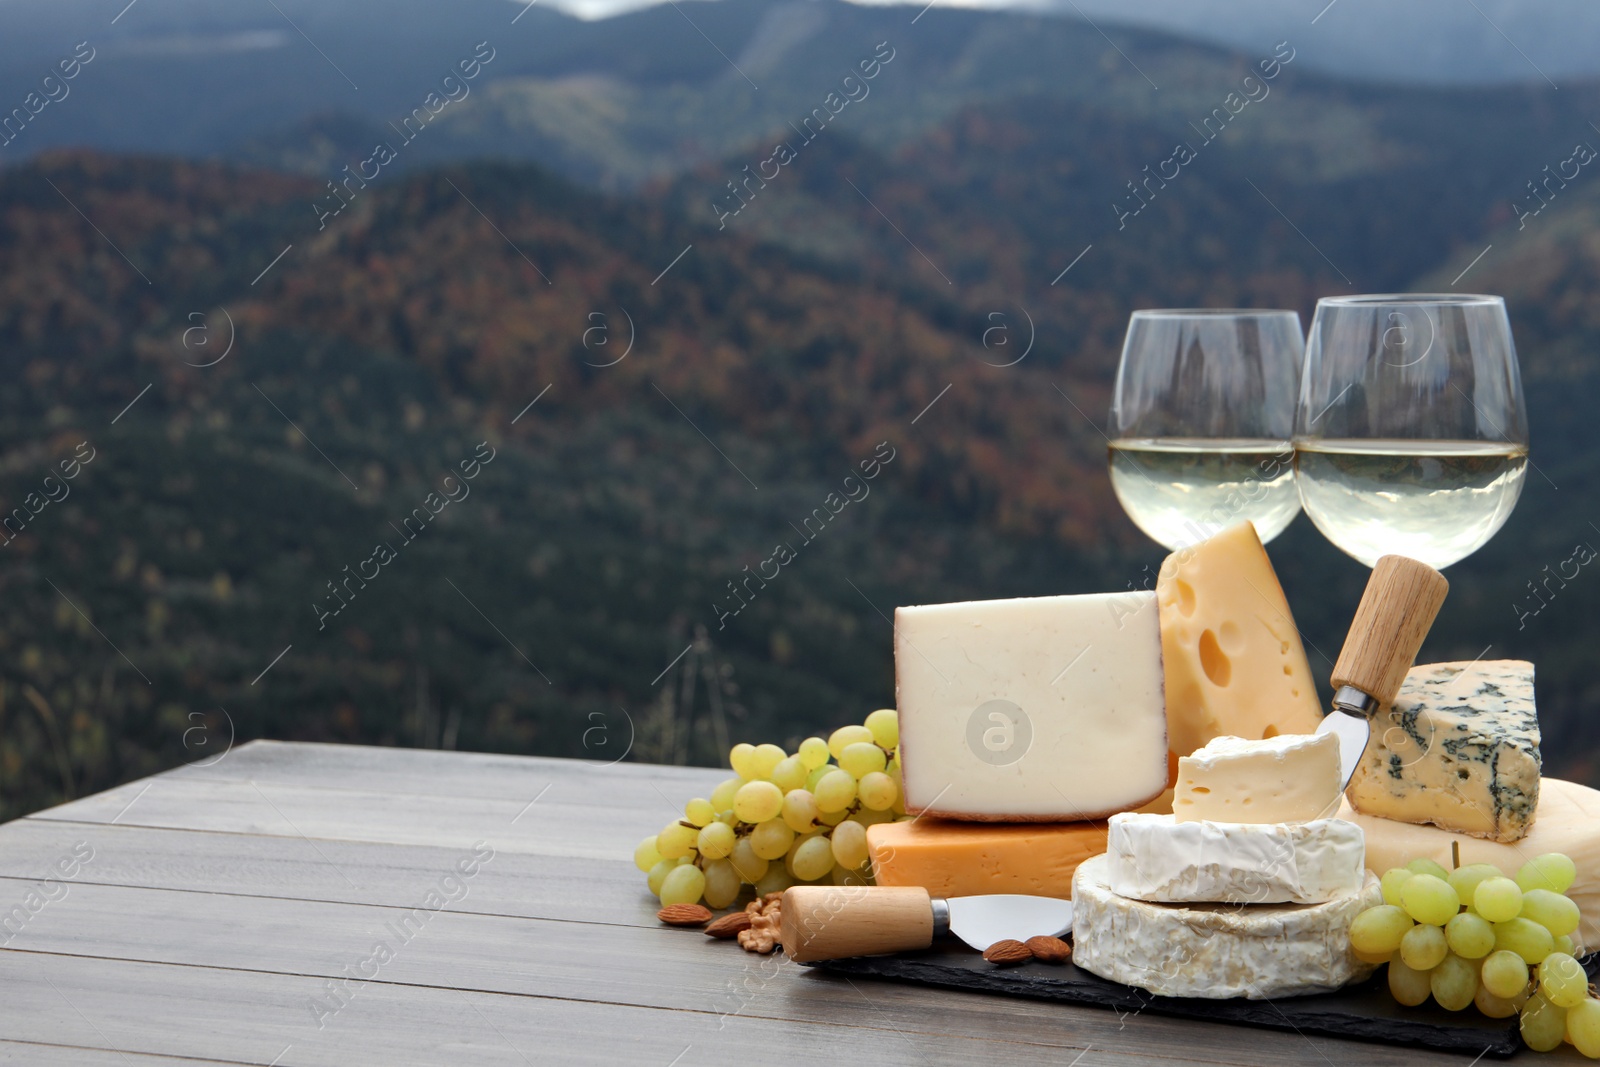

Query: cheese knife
[1317,554,1450,789]
[780,885,1072,963]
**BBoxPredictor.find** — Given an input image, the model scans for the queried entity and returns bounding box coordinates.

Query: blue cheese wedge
[1345,660,1539,843]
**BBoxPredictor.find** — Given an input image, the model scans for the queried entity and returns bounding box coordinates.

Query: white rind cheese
[1106,813,1367,905]
[1073,855,1382,1000]
[894,592,1169,821]
[1173,732,1341,824]
[1345,660,1539,843]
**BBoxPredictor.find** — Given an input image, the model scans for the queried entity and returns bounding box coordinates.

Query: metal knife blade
[1318,700,1373,791]
[945,894,1072,952]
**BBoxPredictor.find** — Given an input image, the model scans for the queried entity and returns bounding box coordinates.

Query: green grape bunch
[631,708,910,912]
[1349,851,1600,1055]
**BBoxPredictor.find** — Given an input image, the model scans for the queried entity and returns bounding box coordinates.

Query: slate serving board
[809,946,1600,1057]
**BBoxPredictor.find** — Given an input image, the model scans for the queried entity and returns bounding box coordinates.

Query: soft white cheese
[895,592,1168,820]
[1073,854,1382,1000]
[1105,813,1367,905]
[1173,732,1341,824]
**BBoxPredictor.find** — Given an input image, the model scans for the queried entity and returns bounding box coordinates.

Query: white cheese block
[895,592,1168,821]
[1073,854,1382,1000]
[1173,732,1341,824]
[1345,660,1539,843]
[1342,777,1600,950]
[1105,813,1367,905]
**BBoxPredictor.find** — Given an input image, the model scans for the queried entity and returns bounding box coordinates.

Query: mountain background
[0,0,1596,819]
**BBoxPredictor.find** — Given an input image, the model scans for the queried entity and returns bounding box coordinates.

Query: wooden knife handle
[1331,554,1449,708]
[780,886,934,963]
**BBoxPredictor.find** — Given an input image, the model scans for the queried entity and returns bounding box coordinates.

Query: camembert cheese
[895,592,1169,820]
[1157,521,1323,757]
[1073,854,1382,1000]
[1345,660,1539,843]
[1173,732,1341,824]
[1106,812,1366,904]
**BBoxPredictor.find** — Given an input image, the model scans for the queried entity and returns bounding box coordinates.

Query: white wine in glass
[1294,295,1528,570]
[1108,310,1303,550]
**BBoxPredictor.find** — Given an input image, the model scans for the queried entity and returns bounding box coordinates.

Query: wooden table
[0,740,1582,1065]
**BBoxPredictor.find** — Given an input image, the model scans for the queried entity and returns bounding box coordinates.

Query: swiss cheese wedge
[1156,521,1323,757]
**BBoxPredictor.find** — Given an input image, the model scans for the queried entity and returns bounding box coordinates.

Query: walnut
[738,894,783,954]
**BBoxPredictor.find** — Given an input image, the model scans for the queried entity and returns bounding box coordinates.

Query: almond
[657,903,714,927]
[1025,935,1072,964]
[983,939,1032,966]
[704,911,754,939]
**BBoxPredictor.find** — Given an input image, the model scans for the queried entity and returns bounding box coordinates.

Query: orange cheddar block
[866,818,1107,900]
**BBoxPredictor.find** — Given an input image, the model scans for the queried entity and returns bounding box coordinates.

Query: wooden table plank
[0,949,1324,1067]
[0,1041,248,1065]
[0,820,649,926]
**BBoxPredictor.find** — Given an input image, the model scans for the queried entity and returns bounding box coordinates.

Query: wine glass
[1108,309,1304,550]
[1293,294,1528,570]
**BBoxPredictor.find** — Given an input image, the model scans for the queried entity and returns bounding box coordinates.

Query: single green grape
[818,805,850,827]
[839,741,888,779]
[729,742,757,779]
[1407,857,1451,881]
[710,776,742,811]
[657,821,698,859]
[734,780,784,824]
[1474,877,1524,923]
[634,834,662,873]
[1448,863,1502,905]
[805,764,831,792]
[717,809,737,826]
[1444,912,1496,959]
[827,725,874,760]
[1350,905,1413,956]
[790,835,836,881]
[1388,953,1433,1007]
[770,756,808,794]
[830,819,870,870]
[1540,952,1590,1009]
[728,837,768,883]
[781,788,821,833]
[1495,917,1556,965]
[1400,923,1448,971]
[865,708,900,749]
[749,818,795,861]
[1480,949,1531,999]
[1475,984,1521,1019]
[857,771,898,811]
[684,797,716,826]
[659,863,706,906]
[697,821,735,860]
[1566,998,1600,1057]
[1523,889,1582,938]
[814,769,858,813]
[1521,992,1569,1053]
[1556,934,1577,957]
[798,736,831,770]
[1430,953,1478,1012]
[646,858,677,896]
[1518,853,1578,895]
[753,863,794,898]
[750,743,787,780]
[1380,867,1413,907]
[703,858,741,909]
[1400,874,1460,926]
